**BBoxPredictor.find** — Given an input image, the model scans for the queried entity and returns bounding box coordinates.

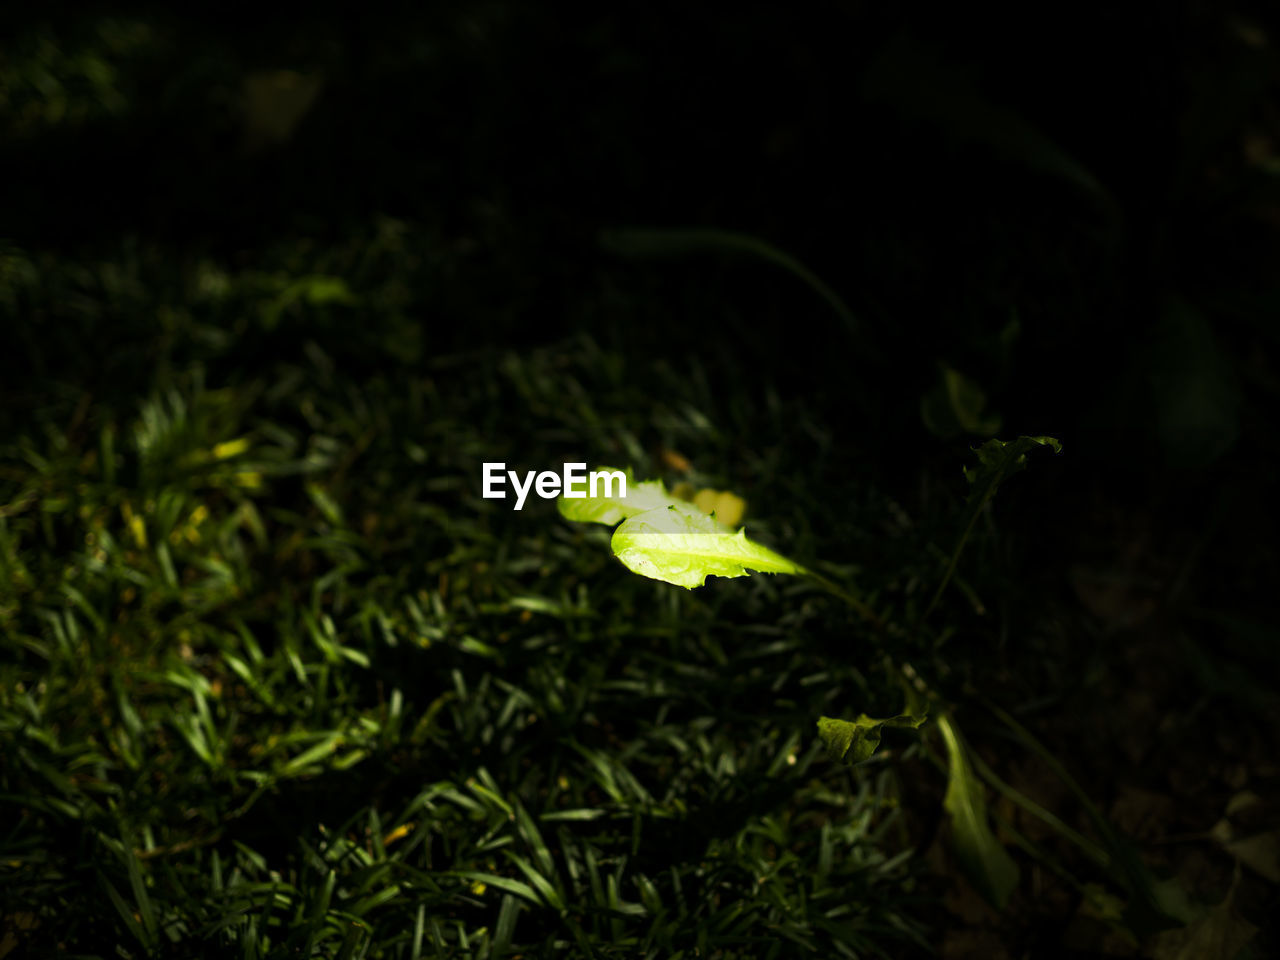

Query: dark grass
[0,276,944,956]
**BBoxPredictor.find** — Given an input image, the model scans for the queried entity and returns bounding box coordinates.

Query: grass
[0,262,941,956]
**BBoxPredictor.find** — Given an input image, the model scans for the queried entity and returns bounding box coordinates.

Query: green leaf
[938,715,1019,909]
[817,709,928,765]
[609,502,805,589]
[818,678,929,764]
[556,467,680,526]
[962,435,1062,489]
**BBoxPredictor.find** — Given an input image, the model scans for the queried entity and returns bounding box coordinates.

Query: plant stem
[921,464,1007,623]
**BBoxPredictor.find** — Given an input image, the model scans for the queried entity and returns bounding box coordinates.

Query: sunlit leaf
[610,502,804,589]
[556,467,679,526]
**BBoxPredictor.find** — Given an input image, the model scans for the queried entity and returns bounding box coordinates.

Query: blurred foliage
[0,18,154,136]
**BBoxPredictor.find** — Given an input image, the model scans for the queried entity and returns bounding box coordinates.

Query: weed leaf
[556,467,679,526]
[963,435,1062,491]
[817,707,928,765]
[610,502,805,589]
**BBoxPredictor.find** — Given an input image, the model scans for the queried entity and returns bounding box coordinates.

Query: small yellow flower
[382,823,414,846]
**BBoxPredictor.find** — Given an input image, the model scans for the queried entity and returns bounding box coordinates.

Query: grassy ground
[0,297,939,956]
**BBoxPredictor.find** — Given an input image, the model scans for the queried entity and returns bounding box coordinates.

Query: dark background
[6,2,1280,470]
